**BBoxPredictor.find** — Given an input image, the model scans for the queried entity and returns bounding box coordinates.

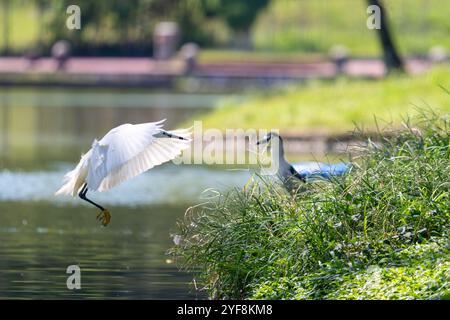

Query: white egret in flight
[55,120,191,226]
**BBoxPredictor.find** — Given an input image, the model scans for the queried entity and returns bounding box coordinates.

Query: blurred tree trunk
[367,0,404,73]
[232,30,252,50]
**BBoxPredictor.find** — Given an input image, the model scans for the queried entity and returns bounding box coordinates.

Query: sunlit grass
[197,66,450,134]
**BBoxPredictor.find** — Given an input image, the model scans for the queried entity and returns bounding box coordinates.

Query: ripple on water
[0,165,251,206]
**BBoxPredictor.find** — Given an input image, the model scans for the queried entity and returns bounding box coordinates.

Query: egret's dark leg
[78,183,111,226]
[79,183,105,211]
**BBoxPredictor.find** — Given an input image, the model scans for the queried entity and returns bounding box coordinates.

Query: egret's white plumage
[55,120,191,197]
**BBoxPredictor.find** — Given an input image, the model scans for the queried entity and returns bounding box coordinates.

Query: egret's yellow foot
[97,209,111,226]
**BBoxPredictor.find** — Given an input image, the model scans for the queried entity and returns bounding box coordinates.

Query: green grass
[197,66,450,134]
[253,0,450,56]
[0,1,40,52]
[171,112,450,299]
[251,239,450,299]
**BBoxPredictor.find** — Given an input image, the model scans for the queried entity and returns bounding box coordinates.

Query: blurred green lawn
[198,66,450,134]
[252,0,450,57]
[0,2,40,51]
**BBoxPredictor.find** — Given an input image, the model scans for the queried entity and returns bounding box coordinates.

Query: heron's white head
[257,132,282,148]
[256,132,285,158]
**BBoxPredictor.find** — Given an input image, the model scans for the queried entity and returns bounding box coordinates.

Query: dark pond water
[0,87,250,299]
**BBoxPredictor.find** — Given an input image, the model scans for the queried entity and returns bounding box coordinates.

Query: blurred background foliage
[0,0,448,57]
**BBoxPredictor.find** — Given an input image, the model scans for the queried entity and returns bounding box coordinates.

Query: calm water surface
[0,87,249,299]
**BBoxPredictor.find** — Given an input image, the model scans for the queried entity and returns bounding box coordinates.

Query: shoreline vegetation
[171,111,449,299]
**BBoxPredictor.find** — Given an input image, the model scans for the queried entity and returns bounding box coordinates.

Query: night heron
[257,132,350,192]
[55,120,191,226]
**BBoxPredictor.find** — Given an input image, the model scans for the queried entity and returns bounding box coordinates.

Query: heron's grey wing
[292,162,350,179]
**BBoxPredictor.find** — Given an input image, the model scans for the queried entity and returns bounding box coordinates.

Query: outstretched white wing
[86,120,191,192]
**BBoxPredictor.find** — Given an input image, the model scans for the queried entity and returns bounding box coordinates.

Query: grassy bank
[172,112,449,299]
[197,66,450,134]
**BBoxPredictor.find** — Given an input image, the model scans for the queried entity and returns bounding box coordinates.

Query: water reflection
[0,87,226,169]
